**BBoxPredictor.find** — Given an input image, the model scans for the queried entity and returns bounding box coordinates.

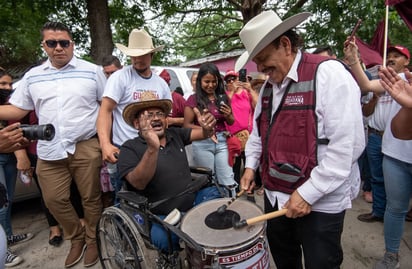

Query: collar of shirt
[43,56,77,71]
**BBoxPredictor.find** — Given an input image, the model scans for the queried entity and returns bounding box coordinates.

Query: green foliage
[2,0,412,71]
[0,1,50,67]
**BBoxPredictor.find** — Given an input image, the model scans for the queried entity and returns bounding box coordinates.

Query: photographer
[0,67,32,267]
[0,124,28,153]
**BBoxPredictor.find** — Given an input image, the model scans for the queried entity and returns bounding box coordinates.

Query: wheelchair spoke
[97,206,157,269]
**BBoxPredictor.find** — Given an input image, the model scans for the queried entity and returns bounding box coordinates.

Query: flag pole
[383,3,389,67]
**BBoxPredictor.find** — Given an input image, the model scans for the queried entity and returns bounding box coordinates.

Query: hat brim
[116,43,164,57]
[122,99,172,127]
[235,12,311,72]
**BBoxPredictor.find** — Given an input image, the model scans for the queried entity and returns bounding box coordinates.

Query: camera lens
[21,124,55,141]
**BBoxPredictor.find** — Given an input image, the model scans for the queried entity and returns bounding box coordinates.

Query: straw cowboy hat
[235,11,312,72]
[122,91,172,127]
[116,29,164,57]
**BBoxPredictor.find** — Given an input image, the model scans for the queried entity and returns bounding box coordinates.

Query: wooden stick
[233,208,288,229]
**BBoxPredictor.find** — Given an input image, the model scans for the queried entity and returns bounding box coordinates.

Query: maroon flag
[386,0,412,32]
[369,20,387,56]
[355,38,383,68]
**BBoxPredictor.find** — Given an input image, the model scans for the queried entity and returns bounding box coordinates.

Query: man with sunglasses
[0,21,106,268]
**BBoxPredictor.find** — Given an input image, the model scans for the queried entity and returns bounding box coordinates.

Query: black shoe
[49,235,63,247]
[357,213,383,223]
[406,208,412,222]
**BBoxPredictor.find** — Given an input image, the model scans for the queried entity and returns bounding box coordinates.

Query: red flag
[355,37,383,68]
[386,0,412,32]
[369,20,387,56]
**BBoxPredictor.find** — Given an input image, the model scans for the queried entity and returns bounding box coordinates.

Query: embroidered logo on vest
[284,94,304,106]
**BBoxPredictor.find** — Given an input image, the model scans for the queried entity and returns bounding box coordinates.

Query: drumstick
[216,189,245,214]
[233,208,288,229]
[349,19,362,40]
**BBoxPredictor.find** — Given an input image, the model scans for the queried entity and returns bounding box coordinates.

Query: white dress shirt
[10,57,106,160]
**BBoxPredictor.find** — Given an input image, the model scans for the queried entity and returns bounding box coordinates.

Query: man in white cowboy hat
[97,28,171,202]
[117,91,219,255]
[237,11,365,268]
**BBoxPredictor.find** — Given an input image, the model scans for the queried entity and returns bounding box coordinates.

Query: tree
[0,0,116,70]
[1,0,411,72]
[145,0,412,63]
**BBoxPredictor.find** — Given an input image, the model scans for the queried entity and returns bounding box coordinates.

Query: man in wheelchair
[117,91,221,255]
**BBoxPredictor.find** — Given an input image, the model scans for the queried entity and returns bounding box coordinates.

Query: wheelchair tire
[97,206,157,269]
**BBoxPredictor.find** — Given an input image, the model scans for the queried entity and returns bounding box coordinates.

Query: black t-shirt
[118,128,193,215]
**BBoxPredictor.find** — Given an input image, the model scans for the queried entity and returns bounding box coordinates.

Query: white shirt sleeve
[297,60,365,205]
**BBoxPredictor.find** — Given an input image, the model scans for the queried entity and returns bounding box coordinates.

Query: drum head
[181,198,264,248]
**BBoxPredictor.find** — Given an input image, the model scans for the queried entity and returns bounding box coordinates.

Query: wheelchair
[96,166,222,269]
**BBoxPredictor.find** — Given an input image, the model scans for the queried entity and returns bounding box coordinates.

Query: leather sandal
[49,233,63,247]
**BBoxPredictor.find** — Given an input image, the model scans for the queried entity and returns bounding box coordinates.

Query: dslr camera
[20,124,55,141]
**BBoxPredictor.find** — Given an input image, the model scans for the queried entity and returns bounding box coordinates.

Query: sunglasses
[42,40,73,48]
[225,78,236,84]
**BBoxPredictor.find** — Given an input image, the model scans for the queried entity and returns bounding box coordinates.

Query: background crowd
[0,10,411,269]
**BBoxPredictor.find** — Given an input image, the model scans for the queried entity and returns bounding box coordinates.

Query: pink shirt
[226,89,253,135]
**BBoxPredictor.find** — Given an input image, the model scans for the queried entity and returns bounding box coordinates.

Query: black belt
[368,127,384,136]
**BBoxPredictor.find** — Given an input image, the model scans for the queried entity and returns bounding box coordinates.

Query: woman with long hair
[184,63,237,197]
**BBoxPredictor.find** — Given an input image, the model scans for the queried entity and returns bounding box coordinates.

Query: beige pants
[36,138,102,245]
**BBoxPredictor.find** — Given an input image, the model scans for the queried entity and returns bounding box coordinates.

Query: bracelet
[348,61,359,67]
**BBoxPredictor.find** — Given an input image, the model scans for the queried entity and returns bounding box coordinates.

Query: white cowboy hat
[122,91,172,127]
[235,11,311,72]
[116,29,164,57]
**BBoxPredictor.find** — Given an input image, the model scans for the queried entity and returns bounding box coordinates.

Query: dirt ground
[10,192,412,269]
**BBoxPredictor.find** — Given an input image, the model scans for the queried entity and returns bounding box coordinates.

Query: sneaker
[7,233,34,245]
[84,243,99,267]
[65,241,86,268]
[374,252,400,269]
[5,249,23,267]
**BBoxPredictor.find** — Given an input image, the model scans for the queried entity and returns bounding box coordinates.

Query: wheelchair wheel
[97,206,157,269]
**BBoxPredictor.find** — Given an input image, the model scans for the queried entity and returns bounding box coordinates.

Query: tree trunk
[87,0,113,64]
[241,0,266,24]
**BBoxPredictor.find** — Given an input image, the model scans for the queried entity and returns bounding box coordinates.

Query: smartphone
[239,68,247,82]
[216,94,229,112]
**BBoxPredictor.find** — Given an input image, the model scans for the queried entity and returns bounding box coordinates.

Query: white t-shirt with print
[103,65,172,146]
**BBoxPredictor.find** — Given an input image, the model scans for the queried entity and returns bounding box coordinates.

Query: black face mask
[0,89,12,105]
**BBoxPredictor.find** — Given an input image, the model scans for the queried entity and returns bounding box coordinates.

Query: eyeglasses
[138,111,166,120]
[42,40,73,48]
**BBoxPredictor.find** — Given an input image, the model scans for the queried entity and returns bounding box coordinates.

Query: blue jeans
[358,149,372,192]
[366,133,386,217]
[151,186,221,253]
[0,153,17,237]
[382,155,412,253]
[192,132,236,188]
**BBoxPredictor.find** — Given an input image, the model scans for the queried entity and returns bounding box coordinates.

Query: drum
[181,198,270,269]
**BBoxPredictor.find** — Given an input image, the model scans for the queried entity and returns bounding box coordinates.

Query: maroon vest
[257,53,330,194]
